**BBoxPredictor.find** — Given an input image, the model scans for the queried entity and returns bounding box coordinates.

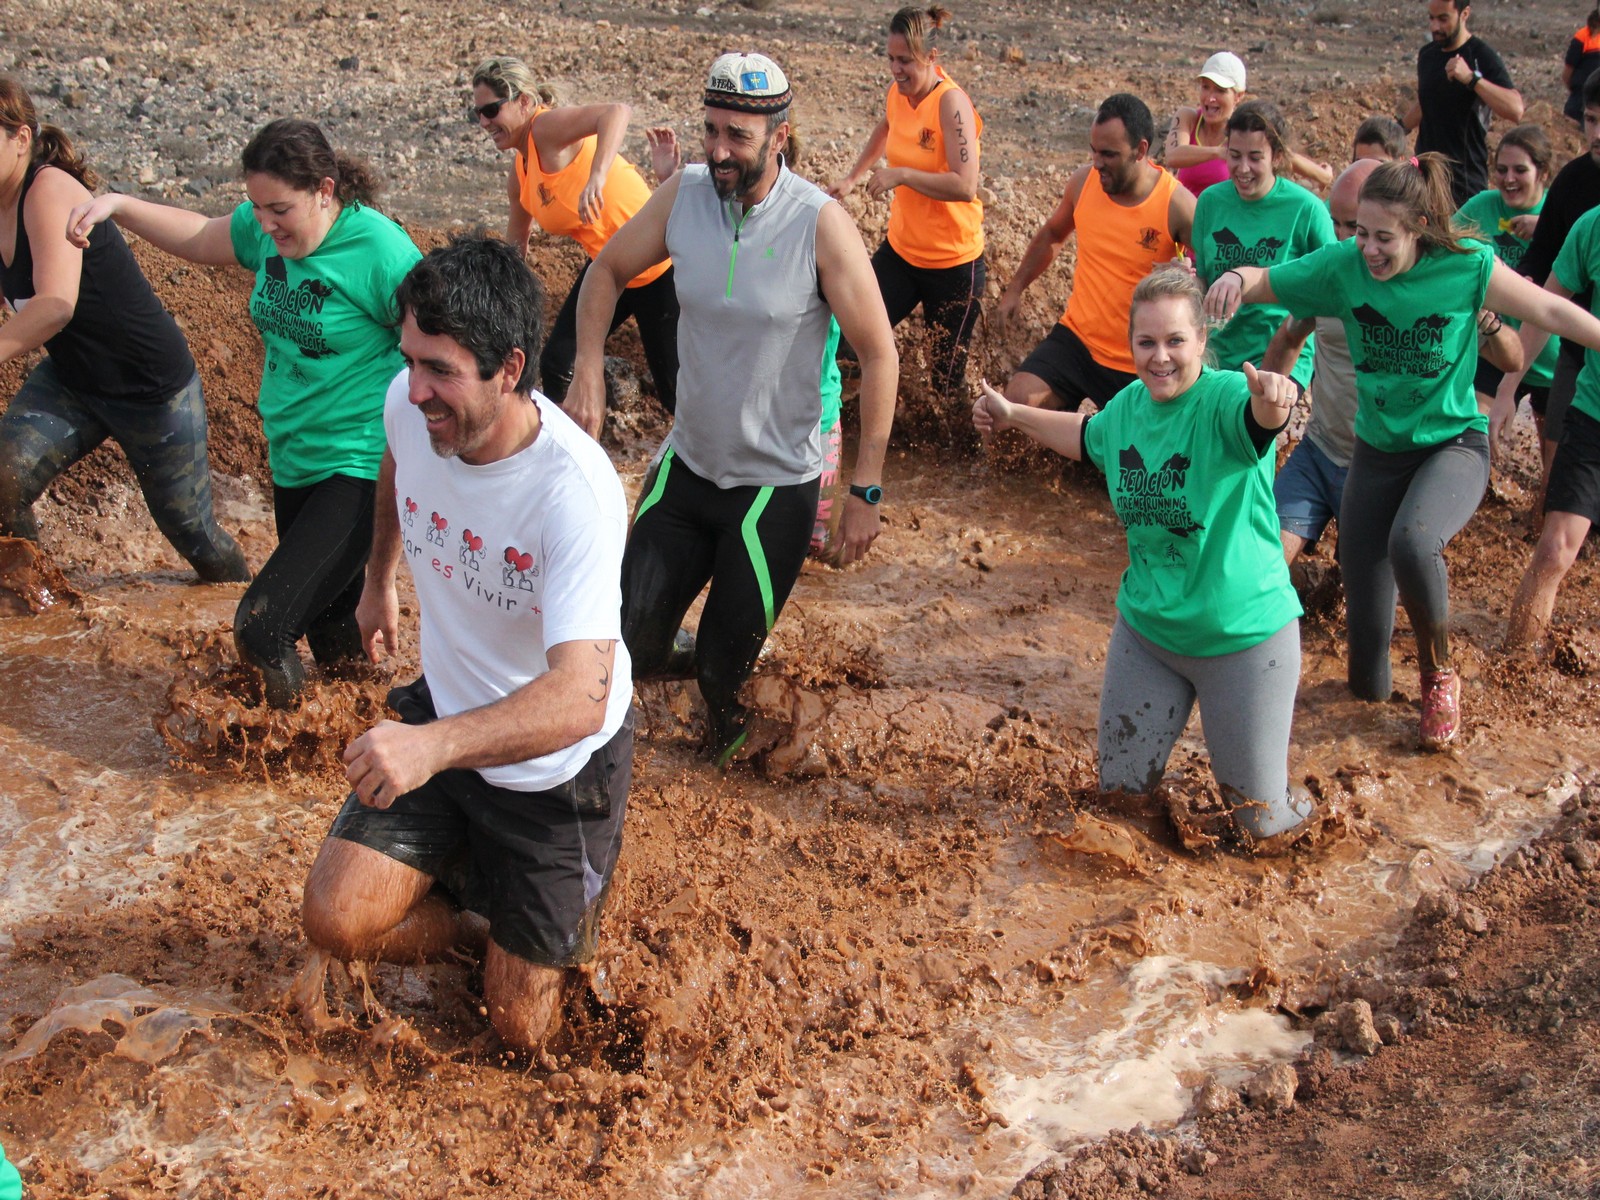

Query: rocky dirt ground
[3,0,1600,1197]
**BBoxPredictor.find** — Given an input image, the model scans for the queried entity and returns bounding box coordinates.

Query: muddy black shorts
[327,677,633,967]
[1545,405,1600,523]
[1016,323,1137,409]
[1473,357,1551,417]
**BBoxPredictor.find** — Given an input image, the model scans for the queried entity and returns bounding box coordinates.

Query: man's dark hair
[1352,114,1407,159]
[394,235,545,392]
[1094,93,1155,152]
[1584,66,1600,110]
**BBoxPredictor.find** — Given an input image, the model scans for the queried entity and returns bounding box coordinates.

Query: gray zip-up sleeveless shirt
[665,162,830,488]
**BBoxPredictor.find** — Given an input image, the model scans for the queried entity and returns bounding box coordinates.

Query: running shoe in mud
[711,711,786,770]
[1419,668,1461,750]
[653,627,697,681]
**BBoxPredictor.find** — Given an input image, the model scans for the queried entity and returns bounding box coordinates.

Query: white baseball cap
[1198,51,1247,91]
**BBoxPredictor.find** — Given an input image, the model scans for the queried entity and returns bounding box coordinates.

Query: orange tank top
[515,109,669,288]
[1062,166,1183,373]
[885,71,985,269]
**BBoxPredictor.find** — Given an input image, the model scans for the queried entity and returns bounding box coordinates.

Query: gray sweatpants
[1097,615,1308,838]
[1337,430,1489,699]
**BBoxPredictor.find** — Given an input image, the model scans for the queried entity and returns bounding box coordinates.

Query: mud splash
[0,537,79,616]
[2,445,1591,1199]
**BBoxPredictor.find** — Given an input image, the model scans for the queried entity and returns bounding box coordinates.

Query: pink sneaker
[1419,668,1461,750]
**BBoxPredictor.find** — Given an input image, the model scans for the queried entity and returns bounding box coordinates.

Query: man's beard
[712,136,772,200]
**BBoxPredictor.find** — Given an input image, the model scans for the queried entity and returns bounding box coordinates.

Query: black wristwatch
[849,483,883,505]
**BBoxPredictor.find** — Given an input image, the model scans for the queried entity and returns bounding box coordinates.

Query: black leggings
[1338,431,1489,698]
[621,449,818,749]
[540,262,679,414]
[871,242,987,396]
[0,360,246,581]
[233,473,375,708]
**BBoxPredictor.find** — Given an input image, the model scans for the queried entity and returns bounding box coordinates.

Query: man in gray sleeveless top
[569,51,898,767]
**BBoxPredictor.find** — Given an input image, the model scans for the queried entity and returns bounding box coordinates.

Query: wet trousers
[0,359,246,581]
[621,448,818,749]
[233,473,374,708]
[1338,431,1488,699]
[1098,616,1306,838]
[539,263,679,415]
[869,243,986,397]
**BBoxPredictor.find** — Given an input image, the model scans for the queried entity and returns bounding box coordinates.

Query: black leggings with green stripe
[621,449,819,749]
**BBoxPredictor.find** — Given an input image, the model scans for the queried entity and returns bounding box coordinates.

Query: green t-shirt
[1193,176,1335,390]
[1455,189,1557,387]
[820,317,842,436]
[1081,367,1302,657]
[1552,204,1600,425]
[230,201,421,487]
[1270,238,1493,452]
[0,1138,20,1200]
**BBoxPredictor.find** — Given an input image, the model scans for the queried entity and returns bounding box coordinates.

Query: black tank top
[0,163,195,401]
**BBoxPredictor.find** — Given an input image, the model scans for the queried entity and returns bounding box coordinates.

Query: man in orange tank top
[997,94,1196,411]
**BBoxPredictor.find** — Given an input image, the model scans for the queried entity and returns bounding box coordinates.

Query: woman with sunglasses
[471,56,676,436]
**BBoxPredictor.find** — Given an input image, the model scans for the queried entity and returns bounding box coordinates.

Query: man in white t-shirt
[300,236,634,1052]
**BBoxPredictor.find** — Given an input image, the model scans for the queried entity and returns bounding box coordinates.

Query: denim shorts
[1274,436,1349,542]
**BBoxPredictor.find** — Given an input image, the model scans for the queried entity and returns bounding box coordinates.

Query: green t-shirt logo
[1115,444,1204,538]
[253,256,337,359]
[1350,303,1449,380]
[1210,227,1287,268]
[1491,228,1525,269]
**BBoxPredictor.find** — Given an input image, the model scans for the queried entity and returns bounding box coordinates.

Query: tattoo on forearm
[588,643,610,703]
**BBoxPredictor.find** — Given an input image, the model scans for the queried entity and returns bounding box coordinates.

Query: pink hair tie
[1409,156,1420,167]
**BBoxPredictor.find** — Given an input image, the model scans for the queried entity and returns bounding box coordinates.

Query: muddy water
[0,460,1590,1198]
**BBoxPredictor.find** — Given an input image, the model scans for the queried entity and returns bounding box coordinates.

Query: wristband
[1223,269,1245,288]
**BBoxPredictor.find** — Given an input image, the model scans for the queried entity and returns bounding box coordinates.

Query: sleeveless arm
[828,119,890,199]
[506,166,533,257]
[531,104,634,224]
[566,173,679,438]
[817,200,897,566]
[1163,108,1218,169]
[998,168,1087,318]
[884,88,980,203]
[1,169,90,363]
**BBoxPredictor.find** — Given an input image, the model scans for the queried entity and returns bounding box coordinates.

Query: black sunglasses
[472,97,512,122]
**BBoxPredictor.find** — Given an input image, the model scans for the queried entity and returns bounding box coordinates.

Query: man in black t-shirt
[1403,0,1523,206]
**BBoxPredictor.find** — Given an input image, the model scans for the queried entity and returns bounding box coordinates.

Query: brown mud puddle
[0,438,1595,1197]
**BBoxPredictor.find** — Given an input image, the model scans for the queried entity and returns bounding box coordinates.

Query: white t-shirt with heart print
[385,370,633,791]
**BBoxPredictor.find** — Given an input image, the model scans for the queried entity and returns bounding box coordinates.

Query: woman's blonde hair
[1128,266,1207,336]
[1128,267,1216,368]
[471,55,560,106]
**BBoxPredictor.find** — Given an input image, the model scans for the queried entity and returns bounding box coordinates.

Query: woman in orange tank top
[471,55,677,416]
[829,7,986,398]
